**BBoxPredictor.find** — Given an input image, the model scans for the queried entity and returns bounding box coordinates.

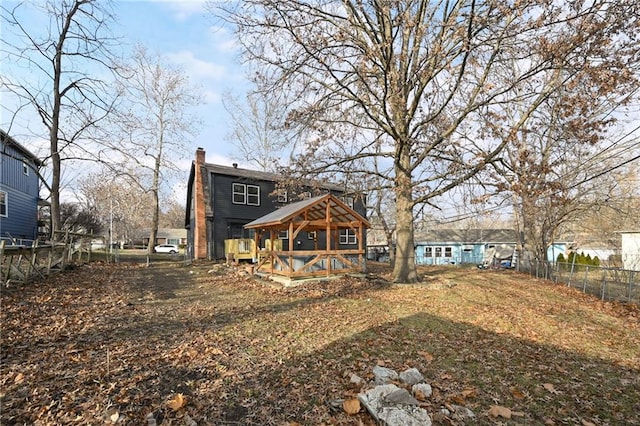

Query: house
[185,148,366,260]
[415,228,573,267]
[0,130,43,245]
[414,229,519,266]
[621,231,640,271]
[141,228,187,247]
[244,193,369,280]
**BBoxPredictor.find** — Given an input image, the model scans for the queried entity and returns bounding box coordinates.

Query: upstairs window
[247,185,260,205]
[0,191,7,217]
[276,189,288,203]
[22,162,29,176]
[232,183,260,206]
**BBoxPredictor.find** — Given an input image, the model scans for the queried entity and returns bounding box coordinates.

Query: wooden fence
[0,231,94,285]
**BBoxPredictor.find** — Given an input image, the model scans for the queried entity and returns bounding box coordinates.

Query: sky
[112,0,248,166]
[1,0,250,202]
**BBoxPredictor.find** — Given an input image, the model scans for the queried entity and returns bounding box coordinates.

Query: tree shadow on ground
[2,262,638,425]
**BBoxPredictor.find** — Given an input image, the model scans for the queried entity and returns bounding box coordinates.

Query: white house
[621,231,640,271]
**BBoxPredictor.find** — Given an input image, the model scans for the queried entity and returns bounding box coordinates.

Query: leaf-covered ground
[1,261,639,425]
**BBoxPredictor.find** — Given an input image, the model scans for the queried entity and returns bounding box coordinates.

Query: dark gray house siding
[0,130,42,243]
[185,152,366,260]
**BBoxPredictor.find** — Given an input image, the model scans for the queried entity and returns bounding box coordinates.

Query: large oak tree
[218,0,639,282]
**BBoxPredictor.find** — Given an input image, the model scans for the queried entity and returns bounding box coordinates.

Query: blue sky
[1,0,249,171]
[113,1,249,166]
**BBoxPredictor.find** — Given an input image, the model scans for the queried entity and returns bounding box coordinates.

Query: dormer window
[23,162,29,176]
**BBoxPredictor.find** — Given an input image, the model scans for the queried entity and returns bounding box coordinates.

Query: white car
[153,244,179,254]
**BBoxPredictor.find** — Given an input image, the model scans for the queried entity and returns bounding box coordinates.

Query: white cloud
[165,51,227,81]
[150,0,207,22]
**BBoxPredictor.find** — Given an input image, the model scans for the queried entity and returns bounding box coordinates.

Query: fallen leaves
[342,398,361,415]
[488,405,512,419]
[1,262,639,425]
[166,393,187,411]
[543,383,560,394]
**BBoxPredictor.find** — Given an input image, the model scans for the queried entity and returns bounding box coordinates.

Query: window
[276,189,288,203]
[308,231,316,240]
[0,191,6,217]
[278,230,289,240]
[444,247,452,257]
[424,247,432,257]
[22,162,29,176]
[232,183,246,204]
[232,183,260,206]
[435,247,442,257]
[247,185,260,205]
[339,229,357,245]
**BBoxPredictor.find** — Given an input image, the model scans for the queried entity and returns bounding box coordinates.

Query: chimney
[193,147,207,259]
[232,162,238,168]
[195,147,205,165]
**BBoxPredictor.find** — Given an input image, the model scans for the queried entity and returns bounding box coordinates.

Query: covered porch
[244,193,369,280]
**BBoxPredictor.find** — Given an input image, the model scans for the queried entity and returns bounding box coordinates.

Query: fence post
[601,272,607,301]
[630,271,635,303]
[583,267,589,293]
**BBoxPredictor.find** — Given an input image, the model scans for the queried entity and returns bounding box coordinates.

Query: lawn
[1,261,638,425]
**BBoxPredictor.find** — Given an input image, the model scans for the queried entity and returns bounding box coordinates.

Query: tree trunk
[392,160,418,283]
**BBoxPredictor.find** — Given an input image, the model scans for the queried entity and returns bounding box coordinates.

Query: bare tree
[1,0,120,238]
[217,0,639,282]
[107,46,203,254]
[222,89,299,171]
[77,170,154,247]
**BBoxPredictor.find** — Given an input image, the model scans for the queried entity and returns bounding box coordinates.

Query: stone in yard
[359,384,432,426]
[350,373,365,387]
[385,388,420,406]
[450,404,475,419]
[372,366,399,384]
[412,383,433,399]
[399,368,424,385]
[378,406,433,426]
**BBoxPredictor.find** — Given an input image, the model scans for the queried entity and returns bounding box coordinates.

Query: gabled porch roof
[244,193,369,230]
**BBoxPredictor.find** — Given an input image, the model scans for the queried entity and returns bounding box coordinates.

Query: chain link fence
[519,261,639,304]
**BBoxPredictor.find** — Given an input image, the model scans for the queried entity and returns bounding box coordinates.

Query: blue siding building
[0,130,42,244]
[415,229,518,266]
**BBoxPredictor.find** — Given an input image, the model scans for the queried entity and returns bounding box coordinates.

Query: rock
[385,388,420,406]
[359,384,432,426]
[450,404,475,419]
[399,368,424,385]
[412,383,433,399]
[378,406,432,426]
[372,366,398,384]
[349,373,365,387]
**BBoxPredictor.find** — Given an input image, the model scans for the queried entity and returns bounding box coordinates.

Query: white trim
[339,229,357,245]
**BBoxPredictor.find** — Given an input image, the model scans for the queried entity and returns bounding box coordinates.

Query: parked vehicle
[153,244,179,254]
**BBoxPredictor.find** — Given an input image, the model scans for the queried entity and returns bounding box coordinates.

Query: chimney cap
[197,147,204,150]
[232,163,238,168]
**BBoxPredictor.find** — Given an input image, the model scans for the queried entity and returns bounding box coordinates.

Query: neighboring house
[414,229,519,266]
[0,130,42,245]
[185,148,366,260]
[142,228,187,246]
[621,231,640,271]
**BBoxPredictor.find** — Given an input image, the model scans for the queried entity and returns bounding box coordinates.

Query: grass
[1,261,638,425]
